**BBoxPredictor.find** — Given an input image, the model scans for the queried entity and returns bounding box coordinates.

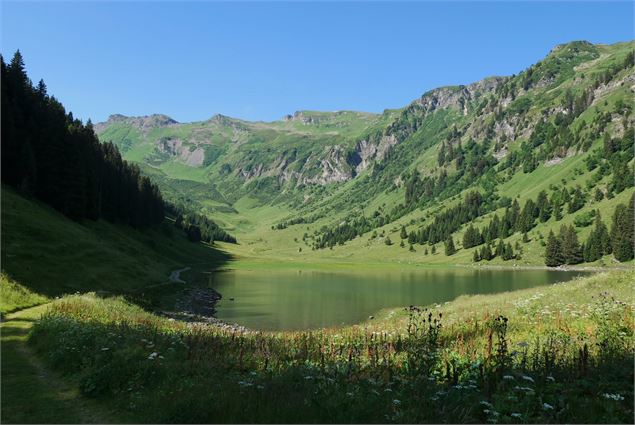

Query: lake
[210,267,587,331]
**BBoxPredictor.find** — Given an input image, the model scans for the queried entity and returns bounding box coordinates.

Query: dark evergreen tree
[545,230,565,267]
[536,190,552,222]
[479,244,493,261]
[1,51,165,228]
[560,225,583,265]
[610,196,635,262]
[444,237,456,256]
[462,224,483,248]
[584,212,610,262]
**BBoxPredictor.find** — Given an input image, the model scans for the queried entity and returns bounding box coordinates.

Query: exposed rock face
[415,77,508,116]
[95,114,178,133]
[156,138,205,167]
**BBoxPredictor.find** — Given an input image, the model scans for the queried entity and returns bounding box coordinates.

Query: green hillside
[0,186,231,312]
[95,40,635,268]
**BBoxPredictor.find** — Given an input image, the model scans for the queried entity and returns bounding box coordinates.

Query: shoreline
[214,257,633,273]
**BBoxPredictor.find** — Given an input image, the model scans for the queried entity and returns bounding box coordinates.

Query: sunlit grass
[30,271,634,423]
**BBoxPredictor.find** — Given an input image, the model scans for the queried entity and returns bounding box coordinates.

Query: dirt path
[1,304,119,424]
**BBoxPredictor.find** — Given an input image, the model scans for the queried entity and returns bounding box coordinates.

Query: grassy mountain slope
[95,40,635,267]
[0,186,231,303]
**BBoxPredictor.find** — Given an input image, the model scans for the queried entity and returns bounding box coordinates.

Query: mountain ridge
[95,39,634,266]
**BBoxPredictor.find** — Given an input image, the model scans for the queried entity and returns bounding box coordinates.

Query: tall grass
[0,272,48,315]
[30,272,634,423]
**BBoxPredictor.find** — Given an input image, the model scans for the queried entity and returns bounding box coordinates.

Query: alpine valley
[96,40,635,268]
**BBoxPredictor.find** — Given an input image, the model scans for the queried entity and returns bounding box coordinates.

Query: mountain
[95,40,635,266]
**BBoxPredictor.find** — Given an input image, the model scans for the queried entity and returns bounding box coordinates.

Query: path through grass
[1,304,120,424]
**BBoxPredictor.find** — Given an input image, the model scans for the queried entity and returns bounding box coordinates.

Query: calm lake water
[210,268,587,331]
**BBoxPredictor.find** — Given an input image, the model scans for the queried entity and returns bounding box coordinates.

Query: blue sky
[2,2,633,123]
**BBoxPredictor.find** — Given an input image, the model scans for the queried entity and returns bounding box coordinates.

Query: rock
[368,315,374,320]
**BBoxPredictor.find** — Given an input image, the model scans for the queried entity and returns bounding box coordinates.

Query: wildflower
[603,393,624,401]
[542,402,554,410]
[521,375,534,383]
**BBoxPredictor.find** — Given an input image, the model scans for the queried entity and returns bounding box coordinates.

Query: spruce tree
[560,225,583,264]
[473,250,480,262]
[444,237,456,256]
[545,230,564,267]
[611,198,634,262]
[480,244,493,261]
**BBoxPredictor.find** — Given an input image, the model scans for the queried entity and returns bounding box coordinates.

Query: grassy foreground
[23,271,635,423]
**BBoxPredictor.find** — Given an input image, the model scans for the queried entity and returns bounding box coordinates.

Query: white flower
[480,400,493,408]
[147,352,159,360]
[503,375,515,381]
[603,393,624,401]
[392,399,401,406]
[101,347,110,351]
[547,376,555,382]
[542,402,554,410]
[511,413,522,418]
[522,375,534,383]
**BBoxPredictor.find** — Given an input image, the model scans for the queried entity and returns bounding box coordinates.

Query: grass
[1,304,120,423]
[91,40,634,271]
[1,186,231,299]
[0,272,48,315]
[27,270,634,423]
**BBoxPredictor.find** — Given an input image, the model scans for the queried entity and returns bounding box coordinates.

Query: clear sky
[2,1,633,123]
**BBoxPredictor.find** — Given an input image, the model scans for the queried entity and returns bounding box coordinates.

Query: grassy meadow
[16,270,633,423]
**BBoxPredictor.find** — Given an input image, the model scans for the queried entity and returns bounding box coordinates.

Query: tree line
[2,51,164,228]
[165,203,237,244]
[545,194,634,266]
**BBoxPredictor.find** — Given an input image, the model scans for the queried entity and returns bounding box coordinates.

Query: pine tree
[611,197,634,262]
[480,244,493,261]
[545,230,564,267]
[560,225,583,265]
[444,237,456,256]
[400,225,408,239]
[502,242,515,260]
[584,213,610,262]
[594,188,604,202]
[473,249,480,262]
[495,239,505,257]
[537,190,551,222]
